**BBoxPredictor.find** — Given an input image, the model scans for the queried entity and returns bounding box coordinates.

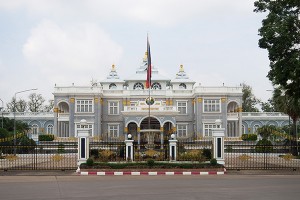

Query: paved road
[0,175,299,200]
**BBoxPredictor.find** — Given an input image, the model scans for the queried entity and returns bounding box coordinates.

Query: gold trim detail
[69,98,75,103]
[198,98,202,103]
[53,108,58,113]
[124,127,128,132]
[238,107,243,112]
[221,98,227,103]
[137,127,140,132]
[160,127,164,131]
[94,98,99,103]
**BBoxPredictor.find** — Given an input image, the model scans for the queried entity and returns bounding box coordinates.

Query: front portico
[122,100,177,148]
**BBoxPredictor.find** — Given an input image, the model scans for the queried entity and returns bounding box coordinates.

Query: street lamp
[0,98,3,128]
[14,88,37,155]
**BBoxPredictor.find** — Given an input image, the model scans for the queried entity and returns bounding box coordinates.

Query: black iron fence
[133,142,170,161]
[89,138,126,162]
[177,138,213,162]
[225,140,300,170]
[0,142,77,170]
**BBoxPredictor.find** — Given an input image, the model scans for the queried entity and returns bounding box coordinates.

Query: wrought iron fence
[133,142,169,161]
[225,140,300,170]
[0,142,78,170]
[89,138,126,162]
[177,138,213,162]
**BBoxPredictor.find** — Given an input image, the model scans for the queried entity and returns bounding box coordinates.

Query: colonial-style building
[1,52,290,141]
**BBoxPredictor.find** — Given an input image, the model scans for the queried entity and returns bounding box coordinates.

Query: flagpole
[147,35,151,130]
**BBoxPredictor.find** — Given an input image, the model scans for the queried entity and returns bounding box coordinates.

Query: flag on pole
[146,36,152,88]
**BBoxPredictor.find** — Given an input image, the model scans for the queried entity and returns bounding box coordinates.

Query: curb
[78,170,226,176]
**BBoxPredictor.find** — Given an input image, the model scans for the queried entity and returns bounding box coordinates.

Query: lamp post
[0,98,3,128]
[14,88,37,155]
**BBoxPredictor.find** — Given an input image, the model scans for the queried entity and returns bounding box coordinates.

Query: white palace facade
[2,53,290,141]
[53,53,244,142]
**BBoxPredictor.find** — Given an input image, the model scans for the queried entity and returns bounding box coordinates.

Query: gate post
[125,134,134,161]
[76,119,90,172]
[212,119,225,165]
[169,134,177,161]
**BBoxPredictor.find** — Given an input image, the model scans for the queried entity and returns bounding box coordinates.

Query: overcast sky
[0,0,272,107]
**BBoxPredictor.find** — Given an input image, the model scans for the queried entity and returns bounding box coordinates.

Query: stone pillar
[169,134,177,161]
[212,120,225,165]
[137,127,140,149]
[125,134,134,161]
[76,119,90,172]
[160,126,164,149]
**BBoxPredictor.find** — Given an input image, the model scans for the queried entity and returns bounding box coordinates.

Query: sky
[0,0,273,108]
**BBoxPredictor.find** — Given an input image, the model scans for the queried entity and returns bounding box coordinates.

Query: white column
[212,128,225,165]
[76,119,90,172]
[169,134,177,161]
[125,134,134,161]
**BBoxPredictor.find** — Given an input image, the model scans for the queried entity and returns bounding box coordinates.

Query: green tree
[260,98,276,112]
[272,87,300,155]
[242,83,260,112]
[254,0,300,98]
[44,99,54,112]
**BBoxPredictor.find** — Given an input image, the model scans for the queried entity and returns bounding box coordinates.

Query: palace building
[2,52,290,141]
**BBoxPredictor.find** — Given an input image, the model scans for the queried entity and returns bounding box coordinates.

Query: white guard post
[76,119,90,172]
[125,134,134,161]
[169,134,177,161]
[212,119,225,165]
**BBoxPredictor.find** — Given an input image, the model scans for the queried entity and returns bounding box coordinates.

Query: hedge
[38,134,55,141]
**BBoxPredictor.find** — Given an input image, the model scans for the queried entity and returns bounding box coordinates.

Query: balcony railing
[123,106,177,112]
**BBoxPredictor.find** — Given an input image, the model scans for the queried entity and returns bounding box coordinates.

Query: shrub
[147,159,155,168]
[255,139,273,153]
[202,149,212,160]
[90,149,99,159]
[210,158,217,166]
[99,150,115,162]
[242,134,257,141]
[38,134,55,141]
[86,158,94,166]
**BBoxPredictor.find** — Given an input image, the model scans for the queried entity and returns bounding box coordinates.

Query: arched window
[109,83,117,89]
[179,83,187,89]
[151,82,162,90]
[47,124,53,134]
[133,82,144,90]
[31,124,39,135]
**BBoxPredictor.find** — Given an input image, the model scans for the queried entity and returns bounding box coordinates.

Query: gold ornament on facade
[160,127,164,131]
[221,98,226,103]
[238,107,243,112]
[198,98,202,103]
[69,98,75,103]
[94,98,99,103]
[137,127,140,132]
[124,127,128,133]
[53,107,59,113]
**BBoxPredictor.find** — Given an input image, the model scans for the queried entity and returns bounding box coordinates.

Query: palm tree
[273,87,300,156]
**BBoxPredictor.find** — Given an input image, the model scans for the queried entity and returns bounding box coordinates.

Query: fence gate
[0,142,78,170]
[225,141,300,170]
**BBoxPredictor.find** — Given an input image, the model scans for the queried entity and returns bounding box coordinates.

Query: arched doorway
[139,117,161,148]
